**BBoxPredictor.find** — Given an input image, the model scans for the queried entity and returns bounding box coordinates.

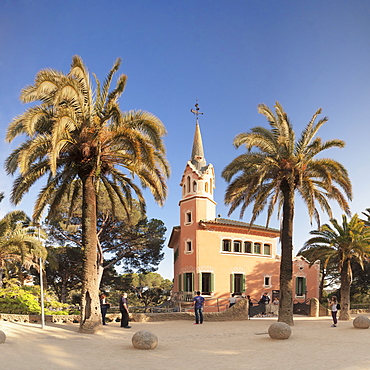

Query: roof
[199,218,280,237]
[190,122,206,171]
[202,217,279,231]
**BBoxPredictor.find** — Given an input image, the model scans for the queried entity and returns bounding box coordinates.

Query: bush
[0,286,41,314]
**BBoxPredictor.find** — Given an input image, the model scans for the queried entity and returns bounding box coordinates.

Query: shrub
[0,286,41,314]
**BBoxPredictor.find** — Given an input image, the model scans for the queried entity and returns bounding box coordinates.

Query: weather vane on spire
[191,101,204,124]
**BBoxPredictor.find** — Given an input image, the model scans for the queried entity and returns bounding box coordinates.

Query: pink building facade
[168,117,320,310]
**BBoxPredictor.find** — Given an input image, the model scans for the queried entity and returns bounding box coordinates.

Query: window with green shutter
[178,273,182,291]
[296,277,306,296]
[244,241,252,253]
[201,272,214,295]
[184,272,194,292]
[241,274,246,292]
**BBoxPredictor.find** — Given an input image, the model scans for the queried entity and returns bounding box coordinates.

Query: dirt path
[0,315,369,369]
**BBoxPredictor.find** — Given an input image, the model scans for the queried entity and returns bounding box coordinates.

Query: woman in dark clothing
[100,294,110,325]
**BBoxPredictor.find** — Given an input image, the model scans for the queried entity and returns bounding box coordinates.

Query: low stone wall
[0,299,250,324]
[0,313,80,324]
[5,299,365,323]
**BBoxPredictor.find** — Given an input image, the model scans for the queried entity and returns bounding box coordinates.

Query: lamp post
[38,225,45,329]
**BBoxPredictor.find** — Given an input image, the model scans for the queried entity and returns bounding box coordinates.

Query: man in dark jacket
[119,292,131,328]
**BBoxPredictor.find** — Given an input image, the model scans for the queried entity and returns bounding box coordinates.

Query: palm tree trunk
[278,181,294,326]
[339,260,352,320]
[79,174,102,333]
[0,268,3,288]
[319,268,326,302]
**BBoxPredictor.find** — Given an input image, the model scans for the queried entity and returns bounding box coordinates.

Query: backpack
[337,303,341,310]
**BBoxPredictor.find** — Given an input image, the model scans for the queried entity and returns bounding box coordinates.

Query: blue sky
[1,1,370,280]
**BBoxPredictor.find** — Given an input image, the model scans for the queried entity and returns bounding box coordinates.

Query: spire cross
[190,102,204,124]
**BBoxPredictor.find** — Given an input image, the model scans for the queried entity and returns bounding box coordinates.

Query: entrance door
[233,274,243,295]
[184,273,193,292]
[201,273,211,295]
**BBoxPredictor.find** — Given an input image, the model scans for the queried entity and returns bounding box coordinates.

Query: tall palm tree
[0,211,46,287]
[5,56,170,333]
[222,102,352,325]
[300,214,370,320]
[299,247,339,302]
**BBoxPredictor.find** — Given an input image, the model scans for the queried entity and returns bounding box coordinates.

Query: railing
[171,292,241,312]
[348,303,370,310]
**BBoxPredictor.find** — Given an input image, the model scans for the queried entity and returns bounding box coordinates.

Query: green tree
[350,260,370,302]
[120,272,172,311]
[44,245,83,303]
[222,102,352,325]
[5,56,170,333]
[46,194,167,285]
[0,211,46,287]
[300,214,370,320]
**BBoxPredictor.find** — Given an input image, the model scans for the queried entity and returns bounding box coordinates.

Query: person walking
[228,293,237,308]
[119,292,131,328]
[192,291,205,324]
[259,292,270,316]
[328,296,339,327]
[100,294,110,325]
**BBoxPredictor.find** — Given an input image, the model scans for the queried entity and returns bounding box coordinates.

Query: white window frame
[184,239,193,255]
[263,275,272,288]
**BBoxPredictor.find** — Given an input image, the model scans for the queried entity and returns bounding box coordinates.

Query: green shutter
[191,273,194,293]
[295,277,307,296]
[230,274,234,293]
[210,273,215,293]
[183,273,187,291]
[242,274,246,292]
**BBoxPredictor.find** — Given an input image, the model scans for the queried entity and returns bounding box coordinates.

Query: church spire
[190,102,206,171]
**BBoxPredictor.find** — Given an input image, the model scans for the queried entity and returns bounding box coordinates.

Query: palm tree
[5,56,170,333]
[0,211,46,287]
[222,102,352,325]
[299,247,339,302]
[299,214,370,320]
[361,208,370,227]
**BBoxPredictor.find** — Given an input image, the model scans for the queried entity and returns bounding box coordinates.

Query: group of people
[99,293,131,328]
[100,291,340,328]
[191,291,279,324]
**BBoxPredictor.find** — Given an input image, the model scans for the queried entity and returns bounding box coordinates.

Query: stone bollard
[0,330,6,344]
[310,297,319,317]
[268,322,292,339]
[132,330,158,350]
[353,316,370,329]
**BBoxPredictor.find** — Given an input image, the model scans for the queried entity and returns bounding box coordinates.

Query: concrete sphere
[353,316,370,329]
[132,330,158,350]
[0,330,6,344]
[268,322,292,339]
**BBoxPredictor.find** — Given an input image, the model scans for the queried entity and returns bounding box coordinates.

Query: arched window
[193,181,197,192]
[244,241,252,253]
[263,244,271,255]
[222,239,231,252]
[187,176,190,193]
[205,182,209,192]
[254,243,261,254]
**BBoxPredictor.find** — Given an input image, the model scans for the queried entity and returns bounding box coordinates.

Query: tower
[179,103,216,225]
